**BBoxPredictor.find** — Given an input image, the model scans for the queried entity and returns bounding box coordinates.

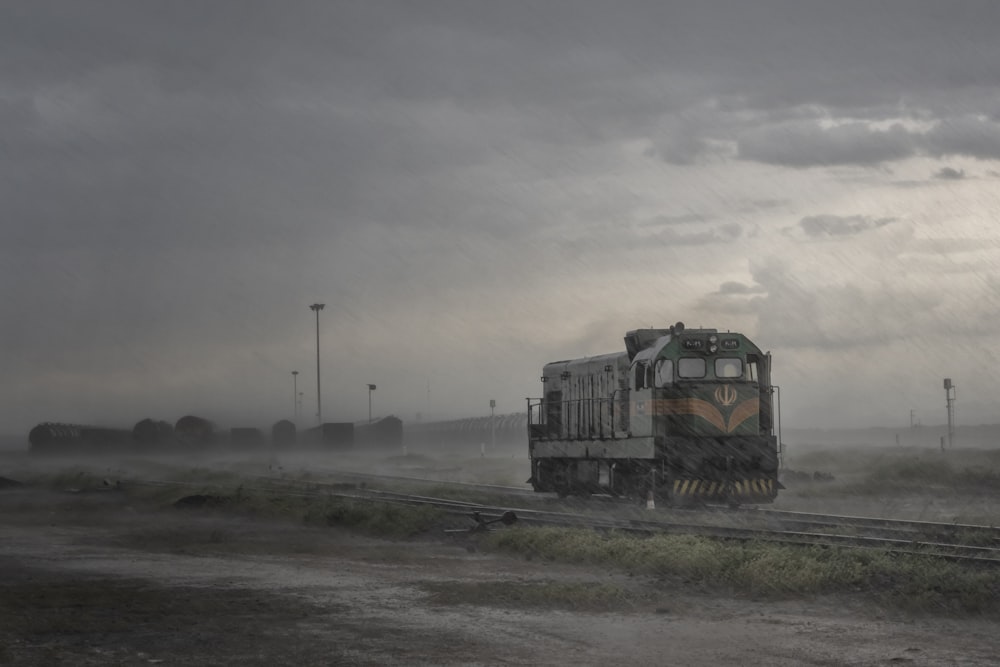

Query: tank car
[29,422,133,453]
[132,418,175,448]
[174,415,217,448]
[527,322,781,505]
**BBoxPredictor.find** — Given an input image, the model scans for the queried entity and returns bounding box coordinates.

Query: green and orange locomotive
[527,323,781,505]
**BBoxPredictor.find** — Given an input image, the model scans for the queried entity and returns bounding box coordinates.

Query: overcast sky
[4,1,1000,434]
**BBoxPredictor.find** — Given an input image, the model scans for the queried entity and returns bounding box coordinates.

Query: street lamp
[309,303,325,424]
[490,399,496,451]
[944,378,957,448]
[291,371,299,419]
[368,384,376,423]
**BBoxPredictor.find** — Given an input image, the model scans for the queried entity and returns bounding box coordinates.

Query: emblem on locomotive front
[714,385,738,406]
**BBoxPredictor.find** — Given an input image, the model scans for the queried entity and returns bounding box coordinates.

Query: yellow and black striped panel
[672,478,776,500]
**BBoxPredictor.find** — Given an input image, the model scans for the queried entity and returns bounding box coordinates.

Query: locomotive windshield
[676,357,744,379]
[644,356,745,382]
[715,358,743,378]
[677,358,706,378]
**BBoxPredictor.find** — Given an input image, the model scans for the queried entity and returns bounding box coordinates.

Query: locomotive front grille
[672,477,777,501]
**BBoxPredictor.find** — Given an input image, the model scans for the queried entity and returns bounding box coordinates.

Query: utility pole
[943,378,956,448]
[368,384,376,424]
[490,399,496,452]
[292,371,299,419]
[310,303,325,424]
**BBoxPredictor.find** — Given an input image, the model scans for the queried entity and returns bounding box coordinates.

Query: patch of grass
[43,468,108,490]
[954,467,1000,490]
[870,458,950,484]
[788,451,1000,497]
[480,527,1000,615]
[22,468,449,541]
[944,527,1000,547]
[166,489,445,539]
[850,459,1000,495]
[304,497,444,537]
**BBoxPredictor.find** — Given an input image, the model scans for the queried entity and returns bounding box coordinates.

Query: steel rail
[113,474,1000,564]
[281,467,1000,543]
[256,469,1000,547]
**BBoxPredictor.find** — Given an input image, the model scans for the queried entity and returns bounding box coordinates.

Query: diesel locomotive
[527,323,781,505]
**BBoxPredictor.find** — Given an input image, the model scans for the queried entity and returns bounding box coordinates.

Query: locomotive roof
[632,335,672,365]
[542,350,626,372]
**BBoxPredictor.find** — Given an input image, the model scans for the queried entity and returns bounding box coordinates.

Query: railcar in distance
[527,322,781,505]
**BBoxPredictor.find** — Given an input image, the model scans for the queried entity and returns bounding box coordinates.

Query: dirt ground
[2,484,1000,666]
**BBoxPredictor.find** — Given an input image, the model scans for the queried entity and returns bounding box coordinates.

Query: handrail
[772,384,783,469]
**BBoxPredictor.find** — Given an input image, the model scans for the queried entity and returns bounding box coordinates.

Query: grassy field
[776,443,1000,525]
[480,527,1000,615]
[8,443,1000,617]
[783,444,1000,492]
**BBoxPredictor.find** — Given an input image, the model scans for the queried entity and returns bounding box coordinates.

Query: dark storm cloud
[7,1,1000,221]
[923,115,1000,160]
[695,281,768,316]
[658,113,1000,169]
[934,167,966,180]
[737,121,916,167]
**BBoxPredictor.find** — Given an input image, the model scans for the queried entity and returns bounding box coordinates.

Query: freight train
[404,413,528,451]
[527,323,781,505]
[28,416,403,454]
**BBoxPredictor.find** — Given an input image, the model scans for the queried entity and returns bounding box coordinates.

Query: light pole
[490,399,496,452]
[368,384,376,423]
[310,303,325,424]
[291,371,299,419]
[944,378,956,448]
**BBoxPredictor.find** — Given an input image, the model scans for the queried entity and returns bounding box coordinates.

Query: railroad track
[105,471,1000,564]
[309,470,1000,551]
[735,506,1000,546]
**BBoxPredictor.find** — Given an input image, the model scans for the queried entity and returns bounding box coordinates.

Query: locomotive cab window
[654,359,673,387]
[632,361,653,389]
[715,358,743,378]
[677,357,706,378]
